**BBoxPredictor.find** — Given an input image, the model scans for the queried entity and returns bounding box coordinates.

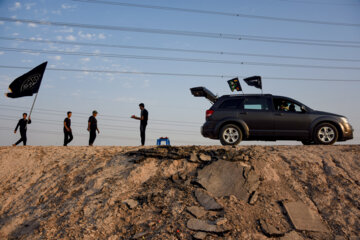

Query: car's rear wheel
[314,123,338,145]
[220,124,242,146]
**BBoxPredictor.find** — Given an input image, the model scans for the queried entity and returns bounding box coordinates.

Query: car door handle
[240,112,248,115]
[275,113,284,116]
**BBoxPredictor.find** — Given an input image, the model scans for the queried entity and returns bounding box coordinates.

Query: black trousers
[64,130,73,146]
[15,130,27,146]
[140,124,147,146]
[89,129,97,145]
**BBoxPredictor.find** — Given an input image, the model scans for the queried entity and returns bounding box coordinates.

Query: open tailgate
[190,86,217,103]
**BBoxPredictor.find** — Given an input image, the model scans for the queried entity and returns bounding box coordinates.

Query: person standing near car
[13,113,31,146]
[64,111,73,146]
[131,103,148,146]
[88,110,100,146]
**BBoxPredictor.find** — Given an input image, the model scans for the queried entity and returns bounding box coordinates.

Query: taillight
[206,109,214,118]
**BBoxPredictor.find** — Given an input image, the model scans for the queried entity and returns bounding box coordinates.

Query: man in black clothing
[64,111,73,146]
[88,110,99,146]
[131,103,148,146]
[13,113,31,146]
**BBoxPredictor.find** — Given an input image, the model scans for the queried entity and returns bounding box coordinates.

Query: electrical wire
[1,17,359,48]
[0,65,359,82]
[0,116,200,136]
[2,36,359,63]
[72,0,360,27]
[1,47,360,70]
[0,105,203,127]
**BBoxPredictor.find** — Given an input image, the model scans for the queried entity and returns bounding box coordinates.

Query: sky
[0,0,359,146]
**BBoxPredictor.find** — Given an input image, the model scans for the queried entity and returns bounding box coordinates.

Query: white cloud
[65,35,76,41]
[0,21,4,25]
[25,3,36,10]
[72,90,81,96]
[0,52,4,55]
[114,97,138,103]
[10,2,21,11]
[51,10,62,15]
[143,79,150,88]
[21,59,33,63]
[12,33,19,36]
[81,57,91,62]
[43,84,54,89]
[61,4,76,9]
[98,33,106,39]
[56,36,63,40]
[50,55,62,61]
[78,31,96,40]
[28,23,37,28]
[57,27,74,33]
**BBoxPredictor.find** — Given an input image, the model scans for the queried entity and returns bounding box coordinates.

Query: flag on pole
[6,62,47,98]
[243,76,262,89]
[227,77,242,92]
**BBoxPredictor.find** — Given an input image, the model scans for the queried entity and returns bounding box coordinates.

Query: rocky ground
[0,145,359,239]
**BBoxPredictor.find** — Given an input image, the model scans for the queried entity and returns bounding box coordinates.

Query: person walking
[131,103,148,146]
[88,110,99,146]
[64,111,73,146]
[13,113,31,146]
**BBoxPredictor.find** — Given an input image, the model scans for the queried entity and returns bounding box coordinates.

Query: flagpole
[28,92,39,118]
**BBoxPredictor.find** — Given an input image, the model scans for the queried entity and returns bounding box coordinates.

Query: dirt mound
[0,145,359,239]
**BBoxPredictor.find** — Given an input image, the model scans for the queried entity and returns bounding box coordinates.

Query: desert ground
[0,145,359,239]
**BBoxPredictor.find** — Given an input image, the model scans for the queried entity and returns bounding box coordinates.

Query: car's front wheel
[220,124,242,146]
[314,123,338,145]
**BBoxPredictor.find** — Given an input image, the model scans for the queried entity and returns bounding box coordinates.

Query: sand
[0,145,359,239]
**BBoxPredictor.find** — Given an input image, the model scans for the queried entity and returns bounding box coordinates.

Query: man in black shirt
[88,110,99,146]
[131,103,148,146]
[64,111,73,146]
[13,113,31,146]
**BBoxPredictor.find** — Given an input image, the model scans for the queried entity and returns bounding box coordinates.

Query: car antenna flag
[227,77,242,93]
[244,75,263,94]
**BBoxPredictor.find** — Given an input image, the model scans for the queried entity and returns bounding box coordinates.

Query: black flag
[227,77,242,92]
[6,62,47,98]
[244,76,262,89]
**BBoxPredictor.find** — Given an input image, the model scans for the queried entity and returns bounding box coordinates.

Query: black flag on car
[227,77,242,92]
[243,76,262,89]
[6,62,47,98]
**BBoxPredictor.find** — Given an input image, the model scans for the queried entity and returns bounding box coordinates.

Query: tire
[219,124,242,146]
[314,123,338,145]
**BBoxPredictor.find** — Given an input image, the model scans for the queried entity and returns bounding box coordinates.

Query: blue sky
[0,0,359,146]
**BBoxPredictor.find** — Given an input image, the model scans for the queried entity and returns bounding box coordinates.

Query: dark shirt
[88,116,97,131]
[141,109,148,126]
[64,117,71,132]
[15,118,31,132]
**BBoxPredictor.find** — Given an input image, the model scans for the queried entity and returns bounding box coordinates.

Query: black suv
[191,87,353,145]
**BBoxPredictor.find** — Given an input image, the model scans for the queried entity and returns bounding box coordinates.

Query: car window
[243,97,270,111]
[273,98,303,113]
[218,99,243,109]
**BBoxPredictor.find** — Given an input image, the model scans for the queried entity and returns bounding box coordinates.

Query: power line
[2,36,359,63]
[72,0,360,27]
[1,65,360,82]
[0,105,202,126]
[0,127,206,144]
[2,46,360,70]
[0,115,200,136]
[1,17,360,48]
[275,0,360,6]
